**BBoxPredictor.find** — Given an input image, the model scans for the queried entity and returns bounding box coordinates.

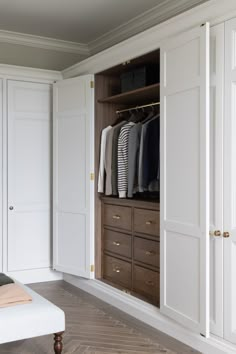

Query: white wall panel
[7,80,51,271]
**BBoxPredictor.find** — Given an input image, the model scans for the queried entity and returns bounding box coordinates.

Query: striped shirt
[117,122,135,198]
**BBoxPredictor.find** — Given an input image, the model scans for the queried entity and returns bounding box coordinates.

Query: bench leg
[54,332,64,354]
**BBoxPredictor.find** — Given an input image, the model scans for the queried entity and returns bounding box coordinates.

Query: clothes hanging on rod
[127,122,142,198]
[118,121,135,198]
[138,115,159,192]
[105,120,126,196]
[98,125,112,193]
[97,103,160,198]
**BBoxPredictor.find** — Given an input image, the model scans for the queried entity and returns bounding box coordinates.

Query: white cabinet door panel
[224,18,236,344]
[160,23,210,336]
[57,114,86,212]
[209,23,224,338]
[8,80,51,271]
[53,75,94,279]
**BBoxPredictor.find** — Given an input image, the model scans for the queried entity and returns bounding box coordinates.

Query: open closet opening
[94,49,160,307]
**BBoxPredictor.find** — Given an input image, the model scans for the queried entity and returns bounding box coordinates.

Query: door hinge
[90,172,94,181]
[90,264,95,272]
[90,81,94,89]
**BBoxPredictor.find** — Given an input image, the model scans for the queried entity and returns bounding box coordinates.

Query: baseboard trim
[64,274,236,354]
[8,268,63,284]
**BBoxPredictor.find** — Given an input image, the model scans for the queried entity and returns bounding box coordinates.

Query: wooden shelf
[97,83,160,105]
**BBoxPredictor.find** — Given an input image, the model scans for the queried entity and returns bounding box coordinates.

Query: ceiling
[0,0,209,70]
[0,0,170,43]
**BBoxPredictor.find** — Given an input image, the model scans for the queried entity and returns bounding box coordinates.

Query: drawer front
[133,265,159,302]
[134,237,159,268]
[103,255,131,289]
[103,204,132,231]
[104,229,131,258]
[134,208,159,236]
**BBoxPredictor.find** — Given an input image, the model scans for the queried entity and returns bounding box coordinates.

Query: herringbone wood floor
[0,281,201,354]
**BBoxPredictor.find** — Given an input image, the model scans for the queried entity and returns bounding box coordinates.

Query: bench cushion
[0,284,65,344]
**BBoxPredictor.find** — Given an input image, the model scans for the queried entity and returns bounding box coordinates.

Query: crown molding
[0,1,206,59]
[63,0,236,79]
[0,63,62,82]
[0,29,90,55]
[88,0,208,54]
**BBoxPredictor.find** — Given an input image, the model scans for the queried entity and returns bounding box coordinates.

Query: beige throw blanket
[0,283,32,307]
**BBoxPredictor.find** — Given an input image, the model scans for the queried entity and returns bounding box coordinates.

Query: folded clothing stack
[0,273,32,308]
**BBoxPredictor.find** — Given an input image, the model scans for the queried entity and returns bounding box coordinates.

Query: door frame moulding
[62,0,236,79]
[64,274,236,354]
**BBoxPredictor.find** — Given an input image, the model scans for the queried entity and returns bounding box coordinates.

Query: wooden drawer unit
[133,265,159,303]
[134,237,159,268]
[103,255,132,289]
[103,204,132,231]
[101,198,160,306]
[134,208,159,237]
[104,229,131,258]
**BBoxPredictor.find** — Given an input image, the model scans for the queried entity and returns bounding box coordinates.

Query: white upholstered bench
[0,283,65,353]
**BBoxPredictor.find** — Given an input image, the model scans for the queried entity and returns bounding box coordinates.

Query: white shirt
[98,125,112,193]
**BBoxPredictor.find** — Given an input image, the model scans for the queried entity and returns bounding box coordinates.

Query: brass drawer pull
[145,250,155,256]
[113,241,120,246]
[223,231,230,238]
[145,220,152,225]
[145,280,154,286]
[112,215,121,220]
[113,267,121,273]
[214,230,221,237]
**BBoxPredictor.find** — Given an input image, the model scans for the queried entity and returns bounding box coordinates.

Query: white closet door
[8,80,51,271]
[224,18,236,344]
[53,75,94,278]
[209,23,224,338]
[160,23,210,336]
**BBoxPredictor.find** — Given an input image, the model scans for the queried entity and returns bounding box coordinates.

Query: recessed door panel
[160,23,210,336]
[53,75,94,279]
[8,80,51,271]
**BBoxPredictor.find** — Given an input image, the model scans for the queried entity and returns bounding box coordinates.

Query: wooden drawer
[134,237,159,268]
[103,255,131,289]
[103,204,132,231]
[104,229,131,258]
[133,265,159,302]
[134,208,159,236]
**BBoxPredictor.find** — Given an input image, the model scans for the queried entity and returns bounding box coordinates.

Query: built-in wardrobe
[53,9,236,354]
[54,23,210,338]
[95,51,160,306]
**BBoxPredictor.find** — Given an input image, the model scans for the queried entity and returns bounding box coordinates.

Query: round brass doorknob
[214,230,221,237]
[223,231,230,238]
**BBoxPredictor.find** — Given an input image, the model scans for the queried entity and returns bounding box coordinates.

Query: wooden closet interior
[94,49,160,306]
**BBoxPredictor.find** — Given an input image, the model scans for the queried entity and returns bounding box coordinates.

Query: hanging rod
[116,101,160,114]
